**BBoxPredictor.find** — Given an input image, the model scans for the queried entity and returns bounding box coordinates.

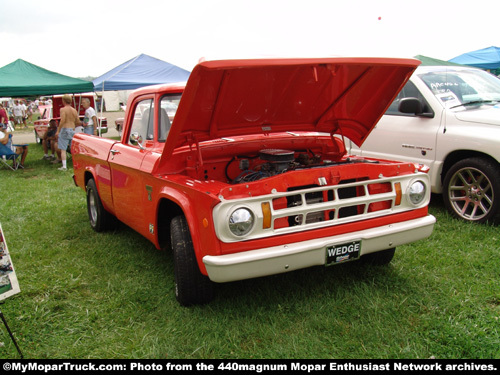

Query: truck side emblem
[146,185,153,201]
[149,223,154,234]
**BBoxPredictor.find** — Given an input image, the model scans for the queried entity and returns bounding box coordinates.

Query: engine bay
[228,148,378,184]
[167,133,383,184]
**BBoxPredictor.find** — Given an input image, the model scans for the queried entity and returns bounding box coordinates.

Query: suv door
[351,79,443,179]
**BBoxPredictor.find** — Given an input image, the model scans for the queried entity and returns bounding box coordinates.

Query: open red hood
[162,57,419,158]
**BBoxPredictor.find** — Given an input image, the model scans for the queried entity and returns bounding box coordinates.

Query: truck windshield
[419,69,500,109]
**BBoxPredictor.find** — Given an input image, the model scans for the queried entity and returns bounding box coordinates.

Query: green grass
[0,144,499,359]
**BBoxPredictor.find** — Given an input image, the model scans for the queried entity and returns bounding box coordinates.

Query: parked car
[349,65,500,223]
[33,94,108,143]
[72,57,435,306]
[114,105,127,134]
[114,117,124,134]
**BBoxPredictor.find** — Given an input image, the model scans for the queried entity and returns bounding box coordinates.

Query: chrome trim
[213,173,431,243]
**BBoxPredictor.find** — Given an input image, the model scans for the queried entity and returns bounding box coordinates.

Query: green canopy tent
[0,59,93,96]
[414,55,465,66]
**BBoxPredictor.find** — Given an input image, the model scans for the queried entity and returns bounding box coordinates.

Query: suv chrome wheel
[443,158,500,223]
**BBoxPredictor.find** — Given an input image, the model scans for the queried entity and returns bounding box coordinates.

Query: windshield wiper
[450,100,499,109]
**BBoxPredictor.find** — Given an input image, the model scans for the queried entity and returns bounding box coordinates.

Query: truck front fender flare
[156,187,217,274]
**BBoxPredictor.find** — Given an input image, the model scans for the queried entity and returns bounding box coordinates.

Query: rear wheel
[443,157,500,223]
[170,215,214,306]
[86,178,117,232]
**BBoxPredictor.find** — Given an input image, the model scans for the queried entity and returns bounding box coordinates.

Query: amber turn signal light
[395,182,402,206]
[262,202,272,229]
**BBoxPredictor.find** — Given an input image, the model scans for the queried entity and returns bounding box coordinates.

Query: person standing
[12,100,25,129]
[56,94,79,171]
[0,104,8,127]
[26,102,34,125]
[82,98,98,135]
[21,101,28,128]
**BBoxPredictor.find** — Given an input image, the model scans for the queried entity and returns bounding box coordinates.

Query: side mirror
[398,97,434,118]
[130,132,145,149]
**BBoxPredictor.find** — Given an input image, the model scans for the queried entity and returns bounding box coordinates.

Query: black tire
[362,248,395,265]
[170,215,214,306]
[443,157,500,223]
[86,178,117,232]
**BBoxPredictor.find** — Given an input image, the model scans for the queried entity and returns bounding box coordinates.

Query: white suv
[349,65,500,223]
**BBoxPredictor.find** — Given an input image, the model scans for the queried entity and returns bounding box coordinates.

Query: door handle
[110,149,120,160]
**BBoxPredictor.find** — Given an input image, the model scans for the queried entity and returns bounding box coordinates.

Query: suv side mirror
[398,97,434,118]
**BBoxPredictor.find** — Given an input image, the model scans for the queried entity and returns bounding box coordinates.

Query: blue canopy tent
[449,46,500,69]
[93,54,190,91]
[93,54,190,111]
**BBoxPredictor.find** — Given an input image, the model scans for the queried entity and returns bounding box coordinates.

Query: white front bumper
[203,215,435,283]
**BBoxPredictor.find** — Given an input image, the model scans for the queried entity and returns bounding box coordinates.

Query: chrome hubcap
[448,167,493,221]
[88,191,97,225]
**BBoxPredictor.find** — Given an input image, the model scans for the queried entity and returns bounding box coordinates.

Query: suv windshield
[418,69,500,108]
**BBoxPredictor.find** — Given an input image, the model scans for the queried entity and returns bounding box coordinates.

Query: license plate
[326,241,361,265]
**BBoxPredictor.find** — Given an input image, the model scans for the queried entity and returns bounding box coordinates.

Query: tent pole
[98,81,105,137]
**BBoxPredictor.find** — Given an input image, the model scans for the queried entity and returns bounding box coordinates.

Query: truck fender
[83,166,115,216]
[156,187,209,274]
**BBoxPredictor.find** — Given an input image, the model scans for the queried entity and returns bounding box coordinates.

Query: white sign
[0,224,21,301]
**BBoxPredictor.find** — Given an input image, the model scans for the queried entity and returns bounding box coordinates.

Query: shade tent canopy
[93,54,191,91]
[0,59,94,96]
[449,46,500,69]
[414,55,464,67]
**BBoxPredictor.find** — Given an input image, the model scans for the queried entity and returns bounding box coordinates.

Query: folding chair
[0,134,20,171]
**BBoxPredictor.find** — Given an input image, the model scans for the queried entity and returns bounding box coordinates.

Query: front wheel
[443,157,500,223]
[170,215,214,306]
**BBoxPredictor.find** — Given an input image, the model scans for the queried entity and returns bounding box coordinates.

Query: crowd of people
[0,98,43,129]
[0,95,99,171]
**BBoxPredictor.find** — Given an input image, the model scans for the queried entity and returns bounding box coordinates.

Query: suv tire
[443,157,500,223]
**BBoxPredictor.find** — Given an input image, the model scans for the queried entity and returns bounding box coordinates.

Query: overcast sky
[0,0,498,78]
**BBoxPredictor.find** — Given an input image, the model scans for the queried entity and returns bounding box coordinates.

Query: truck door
[108,97,155,234]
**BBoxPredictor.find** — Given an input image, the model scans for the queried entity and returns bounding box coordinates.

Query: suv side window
[129,99,154,145]
[385,81,430,116]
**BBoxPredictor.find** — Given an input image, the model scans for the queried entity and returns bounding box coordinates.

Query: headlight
[229,208,254,236]
[408,181,426,205]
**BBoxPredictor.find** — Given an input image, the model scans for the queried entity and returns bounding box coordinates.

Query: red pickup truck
[72,58,435,306]
[34,94,107,143]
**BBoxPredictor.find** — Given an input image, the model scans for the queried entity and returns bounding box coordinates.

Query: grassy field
[0,143,499,359]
